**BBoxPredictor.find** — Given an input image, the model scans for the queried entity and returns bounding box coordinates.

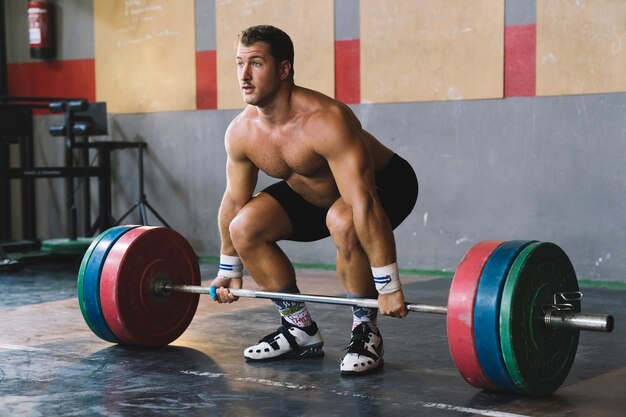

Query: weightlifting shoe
[244,318,324,361]
[340,323,384,376]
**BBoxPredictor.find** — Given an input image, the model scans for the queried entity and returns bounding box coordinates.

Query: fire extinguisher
[27,1,55,59]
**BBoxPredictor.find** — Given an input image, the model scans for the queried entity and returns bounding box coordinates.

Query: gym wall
[4,0,626,282]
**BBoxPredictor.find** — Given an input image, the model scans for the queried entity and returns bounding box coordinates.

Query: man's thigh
[235,192,294,242]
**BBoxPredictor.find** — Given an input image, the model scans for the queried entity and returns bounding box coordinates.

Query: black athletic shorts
[261,154,418,242]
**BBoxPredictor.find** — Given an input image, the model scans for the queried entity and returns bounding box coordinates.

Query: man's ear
[279,60,292,80]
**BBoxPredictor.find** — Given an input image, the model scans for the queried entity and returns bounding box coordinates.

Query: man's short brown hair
[239,25,294,77]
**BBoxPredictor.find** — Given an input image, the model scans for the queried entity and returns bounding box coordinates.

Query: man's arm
[218,157,258,256]
[313,106,408,317]
[212,124,259,302]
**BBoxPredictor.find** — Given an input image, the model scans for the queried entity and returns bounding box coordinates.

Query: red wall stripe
[335,40,360,104]
[7,59,96,102]
[196,50,217,110]
[504,24,536,98]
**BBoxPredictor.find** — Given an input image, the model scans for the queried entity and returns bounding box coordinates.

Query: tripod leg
[114,143,170,228]
[145,201,171,228]
[115,203,140,226]
[139,202,149,225]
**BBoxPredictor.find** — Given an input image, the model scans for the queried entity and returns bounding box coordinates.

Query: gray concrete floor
[0,260,624,417]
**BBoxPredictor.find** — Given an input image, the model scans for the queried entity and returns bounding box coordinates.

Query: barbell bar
[160,283,613,333]
[77,226,616,396]
[164,283,448,314]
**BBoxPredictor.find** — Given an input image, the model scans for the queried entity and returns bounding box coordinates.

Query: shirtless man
[210,25,418,376]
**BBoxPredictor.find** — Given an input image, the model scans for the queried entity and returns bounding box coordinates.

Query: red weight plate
[100,226,200,347]
[447,240,503,390]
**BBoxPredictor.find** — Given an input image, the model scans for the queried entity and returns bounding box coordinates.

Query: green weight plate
[77,229,112,337]
[500,242,580,395]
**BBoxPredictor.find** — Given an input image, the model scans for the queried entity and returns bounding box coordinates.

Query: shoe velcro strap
[277,326,300,350]
[258,325,300,351]
[345,340,380,360]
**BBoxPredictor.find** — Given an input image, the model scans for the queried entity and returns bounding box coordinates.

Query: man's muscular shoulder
[295,87,353,119]
[224,108,257,156]
[294,88,360,140]
[226,107,255,138]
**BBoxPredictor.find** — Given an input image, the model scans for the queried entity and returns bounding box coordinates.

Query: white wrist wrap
[372,263,401,294]
[217,254,243,279]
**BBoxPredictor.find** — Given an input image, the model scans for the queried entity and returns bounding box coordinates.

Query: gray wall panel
[195,0,215,51]
[505,0,536,25]
[335,0,359,41]
[5,0,30,63]
[107,110,235,253]
[353,94,626,280]
[57,0,94,60]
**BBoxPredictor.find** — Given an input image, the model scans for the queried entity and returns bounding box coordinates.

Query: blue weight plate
[82,225,138,343]
[474,240,535,393]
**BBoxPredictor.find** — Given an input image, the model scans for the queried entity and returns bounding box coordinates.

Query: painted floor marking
[182,370,533,416]
[421,402,531,417]
[0,343,48,352]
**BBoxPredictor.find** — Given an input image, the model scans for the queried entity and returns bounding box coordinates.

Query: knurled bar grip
[167,284,614,333]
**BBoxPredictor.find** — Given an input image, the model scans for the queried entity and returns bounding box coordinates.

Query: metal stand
[115,142,171,227]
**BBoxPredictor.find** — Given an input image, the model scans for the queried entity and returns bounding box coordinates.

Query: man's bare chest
[247,136,328,180]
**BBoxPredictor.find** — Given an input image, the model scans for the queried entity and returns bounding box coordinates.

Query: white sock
[274,299,313,328]
[271,283,313,328]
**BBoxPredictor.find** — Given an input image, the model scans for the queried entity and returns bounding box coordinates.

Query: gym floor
[0,259,624,417]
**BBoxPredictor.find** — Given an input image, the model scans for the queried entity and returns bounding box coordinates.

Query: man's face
[236,42,284,106]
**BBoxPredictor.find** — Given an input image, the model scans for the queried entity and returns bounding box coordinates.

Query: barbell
[77,225,614,396]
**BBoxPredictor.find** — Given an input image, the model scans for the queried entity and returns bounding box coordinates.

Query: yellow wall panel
[360,0,504,103]
[537,0,626,96]
[216,0,334,110]
[94,0,196,114]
